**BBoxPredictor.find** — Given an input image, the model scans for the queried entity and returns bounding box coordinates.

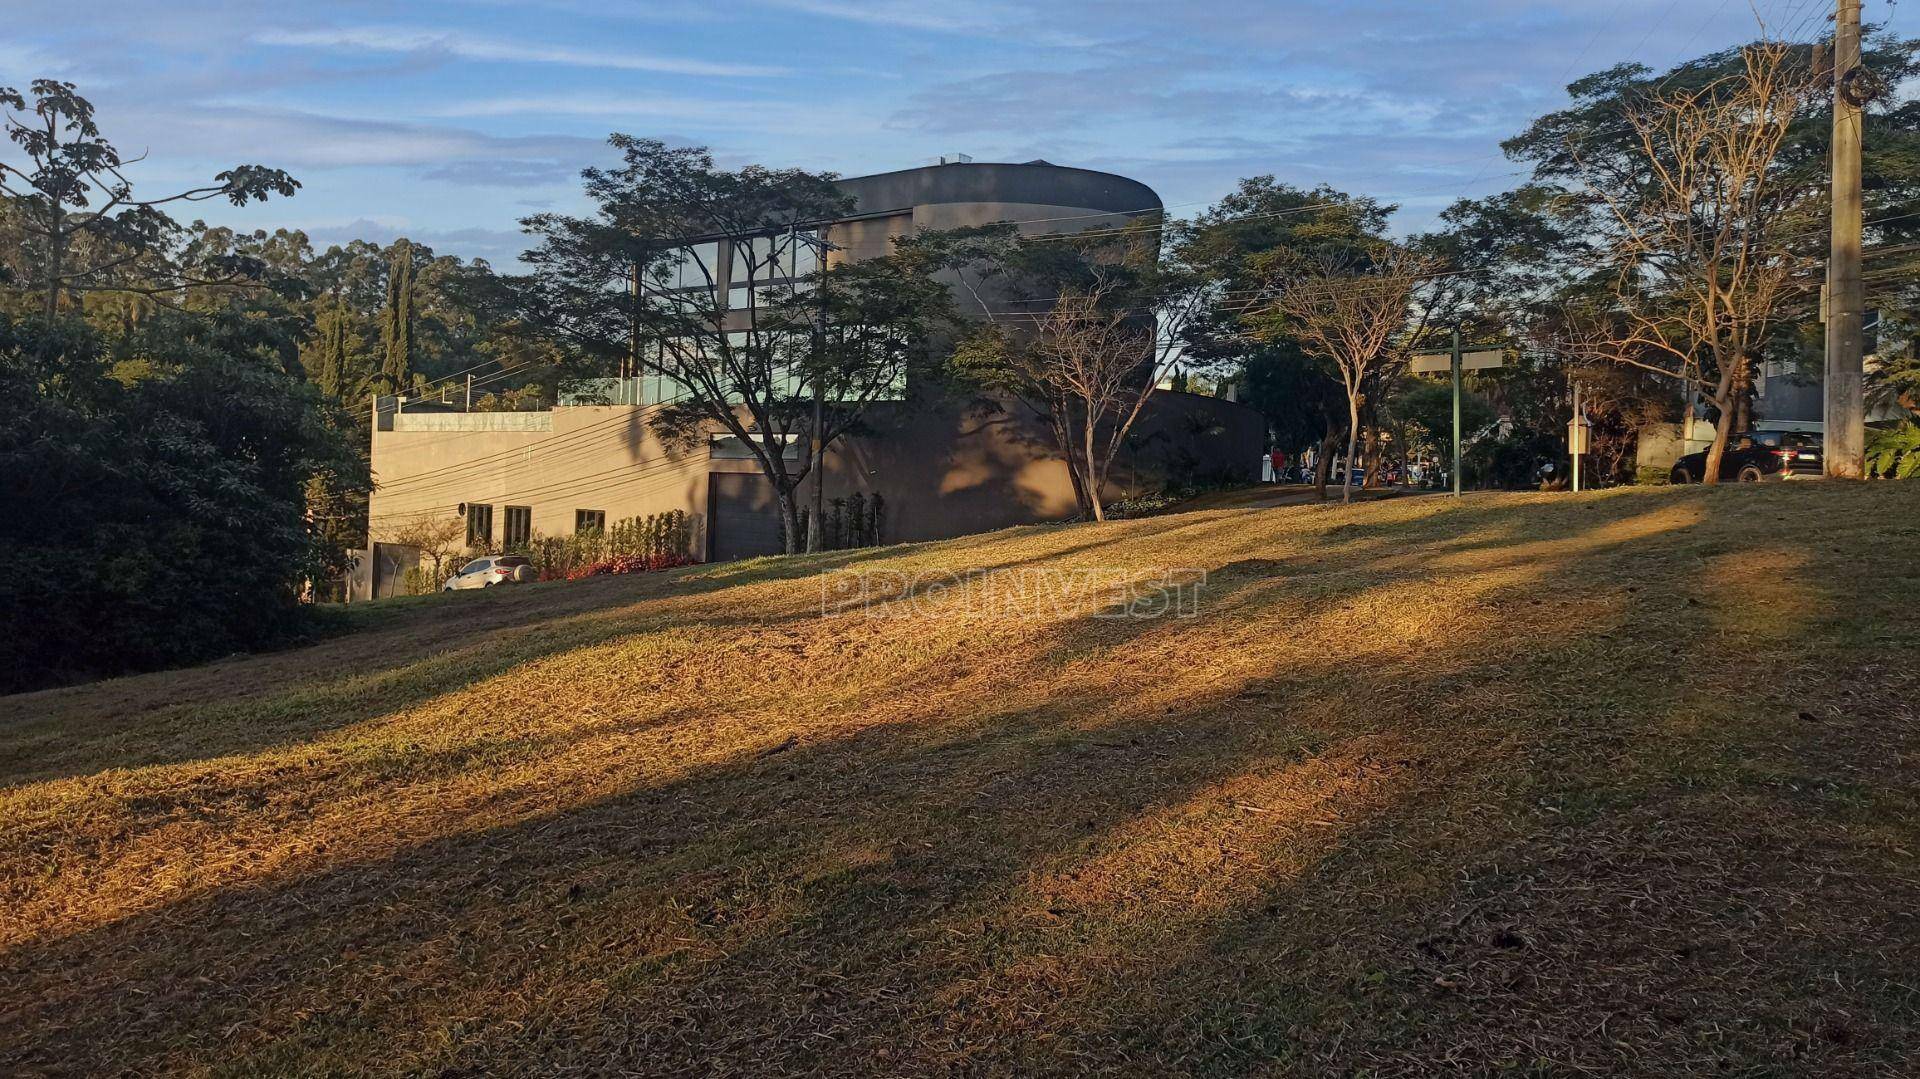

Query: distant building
[357,160,1260,595]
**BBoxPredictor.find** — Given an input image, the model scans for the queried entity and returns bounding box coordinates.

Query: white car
[443,555,537,590]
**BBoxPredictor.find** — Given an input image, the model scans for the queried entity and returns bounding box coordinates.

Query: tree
[1263,241,1436,502]
[514,138,957,553]
[1177,179,1396,499]
[311,293,353,400]
[380,237,415,392]
[1517,43,1822,484]
[0,79,297,324]
[0,312,365,690]
[1385,378,1499,478]
[381,514,468,592]
[922,216,1205,519]
[1233,335,1349,496]
[973,285,1165,522]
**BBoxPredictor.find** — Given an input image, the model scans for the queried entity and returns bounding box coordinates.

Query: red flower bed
[564,553,694,580]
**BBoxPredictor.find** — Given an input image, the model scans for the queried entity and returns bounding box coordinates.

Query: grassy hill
[3,483,1918,1075]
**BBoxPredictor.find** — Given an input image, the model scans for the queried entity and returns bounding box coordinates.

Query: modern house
[356,159,1262,596]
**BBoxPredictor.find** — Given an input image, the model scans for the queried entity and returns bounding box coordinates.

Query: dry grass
[2,483,1918,1076]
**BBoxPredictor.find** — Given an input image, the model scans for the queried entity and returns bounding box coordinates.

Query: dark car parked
[1749,430,1823,476]
[1669,433,1800,484]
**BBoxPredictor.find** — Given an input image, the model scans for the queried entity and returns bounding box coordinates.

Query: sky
[3,0,1898,265]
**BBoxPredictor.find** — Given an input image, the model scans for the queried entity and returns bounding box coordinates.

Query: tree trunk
[1699,359,1744,486]
[1046,401,1094,519]
[43,222,65,326]
[1701,402,1735,486]
[1313,426,1340,501]
[1083,410,1106,522]
[773,483,803,555]
[1342,395,1362,504]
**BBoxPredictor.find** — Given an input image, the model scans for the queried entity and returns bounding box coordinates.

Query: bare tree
[1266,242,1435,503]
[1005,286,1183,522]
[1553,43,1820,484]
[936,218,1207,521]
[381,515,469,592]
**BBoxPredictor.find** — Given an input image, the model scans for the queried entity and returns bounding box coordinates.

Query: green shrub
[1866,423,1920,479]
[520,510,693,580]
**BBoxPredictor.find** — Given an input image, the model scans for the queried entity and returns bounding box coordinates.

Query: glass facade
[558,227,907,408]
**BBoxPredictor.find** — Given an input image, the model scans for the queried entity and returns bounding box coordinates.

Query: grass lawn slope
[3,483,1919,1075]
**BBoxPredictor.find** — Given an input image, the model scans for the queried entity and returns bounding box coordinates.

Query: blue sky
[5,1,1894,265]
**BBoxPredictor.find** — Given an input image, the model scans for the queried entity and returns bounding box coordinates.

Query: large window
[710,432,803,460]
[669,243,719,290]
[466,503,494,549]
[503,505,532,549]
[727,231,819,311]
[575,509,606,534]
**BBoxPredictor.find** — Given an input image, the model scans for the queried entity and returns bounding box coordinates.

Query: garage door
[709,472,786,561]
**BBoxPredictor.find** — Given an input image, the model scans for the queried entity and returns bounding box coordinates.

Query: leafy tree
[0,313,366,690]
[311,293,358,400]
[1384,378,1498,476]
[1177,179,1391,496]
[1233,335,1348,495]
[0,79,296,323]
[513,137,957,552]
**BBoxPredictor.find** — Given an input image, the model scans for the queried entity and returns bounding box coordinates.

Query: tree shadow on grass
[4,486,1871,1074]
[0,512,1252,790]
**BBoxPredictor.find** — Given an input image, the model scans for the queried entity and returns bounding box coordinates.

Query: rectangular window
[709,432,803,460]
[503,505,532,549]
[466,503,494,549]
[674,242,718,290]
[575,509,606,534]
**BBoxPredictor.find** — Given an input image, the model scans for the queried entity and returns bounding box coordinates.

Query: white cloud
[256,27,787,79]
[425,93,880,138]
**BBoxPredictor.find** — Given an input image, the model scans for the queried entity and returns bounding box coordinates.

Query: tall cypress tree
[317,293,351,400]
[380,238,414,392]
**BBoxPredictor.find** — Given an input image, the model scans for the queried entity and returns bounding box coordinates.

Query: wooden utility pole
[1450,325,1463,497]
[1825,0,1866,477]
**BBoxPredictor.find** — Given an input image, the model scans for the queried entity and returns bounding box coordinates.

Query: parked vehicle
[1749,430,1823,476]
[443,555,537,590]
[1669,434,1793,484]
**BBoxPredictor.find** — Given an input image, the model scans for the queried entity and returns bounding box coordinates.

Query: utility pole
[1571,380,1583,493]
[1451,325,1463,496]
[798,224,830,553]
[465,373,472,412]
[1825,0,1866,478]
[627,260,643,383]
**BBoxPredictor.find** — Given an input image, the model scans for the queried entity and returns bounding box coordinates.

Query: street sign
[1411,350,1504,373]
[1414,334,1514,497]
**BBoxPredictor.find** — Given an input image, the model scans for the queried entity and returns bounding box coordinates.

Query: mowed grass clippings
[1,483,1917,1075]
